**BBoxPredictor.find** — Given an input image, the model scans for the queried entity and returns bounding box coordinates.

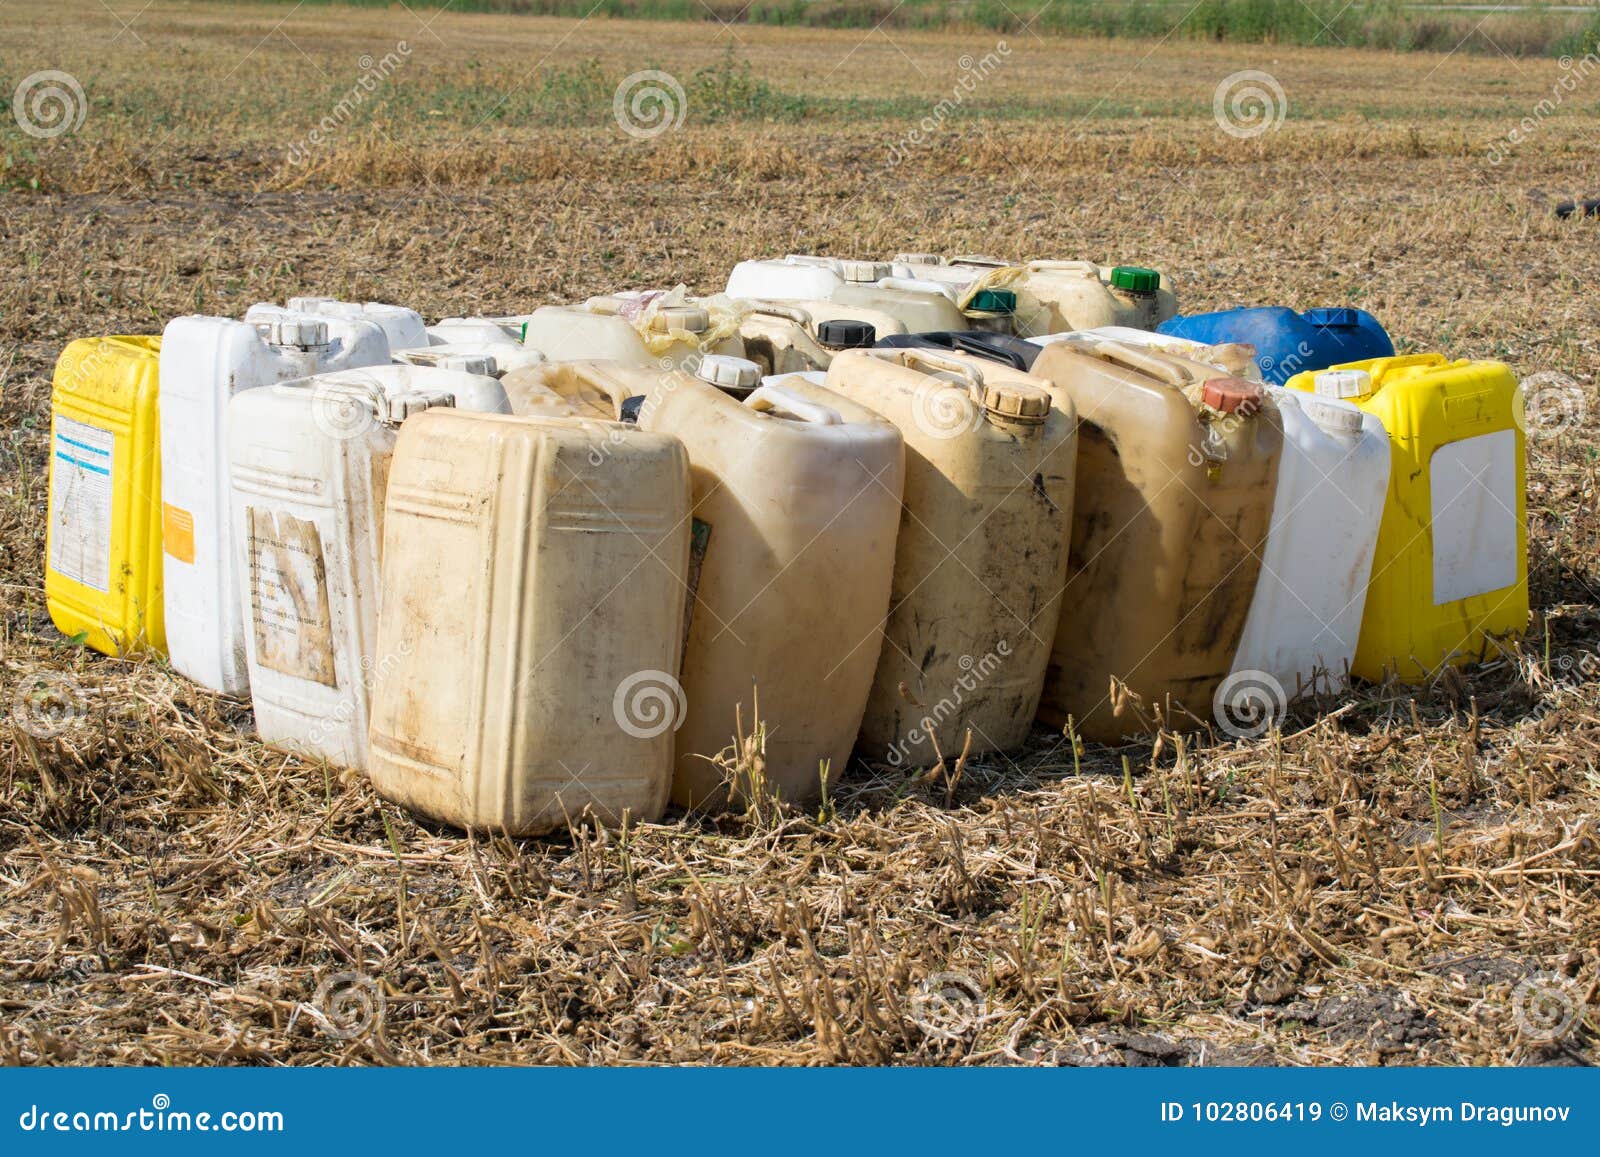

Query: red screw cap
[1202,377,1264,415]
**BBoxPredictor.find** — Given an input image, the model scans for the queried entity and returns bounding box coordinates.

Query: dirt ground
[1,1,1597,1065]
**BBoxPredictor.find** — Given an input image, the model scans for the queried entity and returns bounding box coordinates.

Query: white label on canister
[247,507,338,687]
[49,416,115,593]
[1431,430,1517,605]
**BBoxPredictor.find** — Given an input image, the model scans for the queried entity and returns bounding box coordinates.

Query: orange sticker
[162,502,195,563]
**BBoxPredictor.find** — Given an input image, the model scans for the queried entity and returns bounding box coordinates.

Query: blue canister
[1157,307,1394,385]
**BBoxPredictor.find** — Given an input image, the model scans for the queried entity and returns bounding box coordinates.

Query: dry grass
[1,0,1598,1066]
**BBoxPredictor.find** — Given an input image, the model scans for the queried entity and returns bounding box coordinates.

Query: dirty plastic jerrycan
[228,364,506,769]
[1286,354,1526,681]
[46,335,165,657]
[638,373,905,809]
[366,409,692,836]
[890,253,1012,293]
[832,277,1011,335]
[159,315,391,695]
[501,359,674,420]
[1030,327,1262,380]
[248,298,429,353]
[427,316,536,345]
[1027,339,1284,742]
[724,255,894,301]
[396,344,549,377]
[1007,263,1177,337]
[736,303,884,375]
[824,348,1078,766]
[521,292,744,370]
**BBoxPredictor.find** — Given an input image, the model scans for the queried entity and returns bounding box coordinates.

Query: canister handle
[562,362,650,417]
[866,347,986,392]
[744,303,815,328]
[1025,260,1099,275]
[877,277,961,303]
[1069,338,1192,386]
[743,383,843,425]
[783,254,840,270]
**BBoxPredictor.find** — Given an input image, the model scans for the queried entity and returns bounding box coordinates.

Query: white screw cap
[652,305,710,334]
[268,318,330,350]
[1314,368,1372,400]
[1303,396,1365,436]
[839,260,892,283]
[434,353,498,376]
[695,354,762,391]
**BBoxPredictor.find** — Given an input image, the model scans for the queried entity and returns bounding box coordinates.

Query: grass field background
[215,0,1600,58]
[0,0,1597,1065]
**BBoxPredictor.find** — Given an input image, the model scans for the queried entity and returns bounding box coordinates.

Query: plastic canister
[725,255,898,301]
[366,409,691,834]
[830,277,980,335]
[1026,339,1284,742]
[637,373,905,808]
[1158,306,1394,385]
[823,347,1078,764]
[397,343,549,376]
[45,335,165,656]
[501,359,677,419]
[736,303,882,375]
[1285,354,1527,681]
[227,364,503,768]
[158,315,391,695]
[248,298,429,353]
[521,293,744,370]
[1007,262,1178,337]
[1029,326,1261,380]
[891,253,1012,290]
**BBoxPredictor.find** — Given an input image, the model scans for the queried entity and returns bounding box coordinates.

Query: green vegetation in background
[213,0,1600,59]
[2,45,1183,147]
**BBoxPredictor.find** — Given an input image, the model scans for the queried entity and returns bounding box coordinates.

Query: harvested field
[0,0,1597,1066]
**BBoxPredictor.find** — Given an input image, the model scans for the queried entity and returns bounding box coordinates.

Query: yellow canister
[1286,353,1527,681]
[45,335,165,656]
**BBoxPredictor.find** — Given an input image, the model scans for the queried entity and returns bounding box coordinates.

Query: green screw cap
[968,289,1016,313]
[1110,266,1161,295]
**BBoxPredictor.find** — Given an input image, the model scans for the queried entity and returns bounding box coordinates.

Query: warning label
[247,508,338,687]
[49,416,115,593]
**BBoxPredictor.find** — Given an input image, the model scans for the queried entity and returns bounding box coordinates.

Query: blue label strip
[53,451,111,478]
